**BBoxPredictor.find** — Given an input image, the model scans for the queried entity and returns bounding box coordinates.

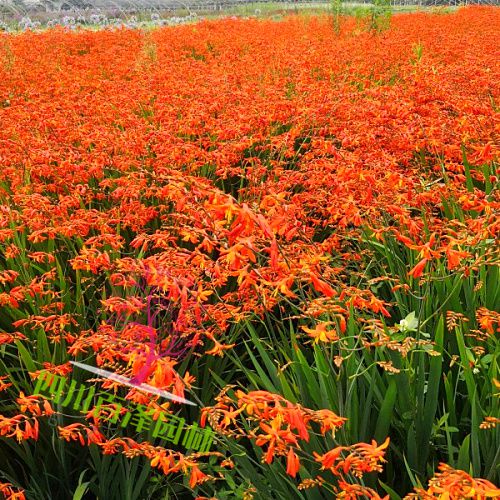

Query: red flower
[286,448,300,478]
[408,258,428,278]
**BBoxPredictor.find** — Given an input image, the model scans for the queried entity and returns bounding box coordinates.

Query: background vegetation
[0,5,498,499]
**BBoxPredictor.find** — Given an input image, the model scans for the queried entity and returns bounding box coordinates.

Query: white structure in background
[0,0,93,11]
[1,0,499,14]
[22,0,44,8]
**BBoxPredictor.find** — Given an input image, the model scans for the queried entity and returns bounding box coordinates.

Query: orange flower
[205,338,236,356]
[301,322,339,344]
[0,376,12,392]
[314,438,389,478]
[257,417,299,449]
[406,463,500,499]
[476,307,499,335]
[313,409,347,435]
[444,246,470,270]
[309,273,337,298]
[314,446,346,471]
[408,258,428,279]
[286,448,300,478]
[0,482,26,500]
[189,465,209,489]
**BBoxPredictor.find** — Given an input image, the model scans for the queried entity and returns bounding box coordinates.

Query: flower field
[0,6,499,499]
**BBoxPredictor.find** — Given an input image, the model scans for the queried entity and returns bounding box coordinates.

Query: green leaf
[374,377,397,443]
[72,472,90,500]
[457,434,471,472]
[418,315,444,473]
[379,480,402,500]
[15,340,37,372]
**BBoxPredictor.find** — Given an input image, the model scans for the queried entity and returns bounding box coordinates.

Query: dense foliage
[0,7,498,499]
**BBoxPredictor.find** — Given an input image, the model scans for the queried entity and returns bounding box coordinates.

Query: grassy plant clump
[0,6,499,500]
[331,0,344,33]
[370,0,393,32]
